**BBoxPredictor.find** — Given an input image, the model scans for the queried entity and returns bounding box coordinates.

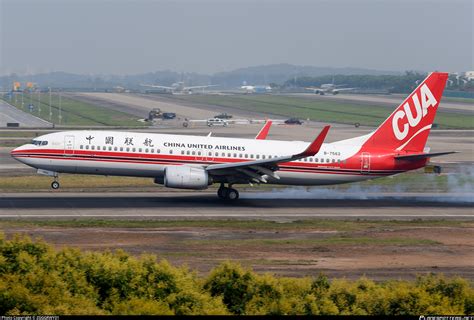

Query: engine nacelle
[163,165,209,190]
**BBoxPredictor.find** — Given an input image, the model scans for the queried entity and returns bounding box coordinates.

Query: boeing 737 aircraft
[11,73,453,200]
[305,83,355,95]
[141,82,217,94]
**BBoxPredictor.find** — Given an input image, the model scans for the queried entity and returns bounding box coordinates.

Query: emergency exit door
[360,152,370,174]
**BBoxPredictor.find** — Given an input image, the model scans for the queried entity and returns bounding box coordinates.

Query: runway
[1,192,472,220]
[0,100,52,127]
[285,93,473,114]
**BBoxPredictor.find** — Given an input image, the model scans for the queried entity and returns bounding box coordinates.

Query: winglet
[255,120,272,140]
[294,125,330,158]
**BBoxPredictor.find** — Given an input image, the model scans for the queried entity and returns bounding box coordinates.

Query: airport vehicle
[162,112,177,120]
[147,108,162,121]
[214,113,233,119]
[305,83,354,95]
[207,118,228,127]
[11,73,454,200]
[284,118,303,125]
[141,82,217,94]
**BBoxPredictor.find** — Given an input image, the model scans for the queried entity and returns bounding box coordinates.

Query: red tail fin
[361,72,448,153]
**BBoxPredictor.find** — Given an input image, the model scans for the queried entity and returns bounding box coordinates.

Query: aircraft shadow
[1,195,471,209]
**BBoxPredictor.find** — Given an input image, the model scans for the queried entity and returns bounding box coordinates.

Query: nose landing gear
[217,184,239,200]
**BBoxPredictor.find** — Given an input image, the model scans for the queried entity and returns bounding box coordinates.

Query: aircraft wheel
[51,181,60,189]
[217,187,228,199]
[226,188,239,200]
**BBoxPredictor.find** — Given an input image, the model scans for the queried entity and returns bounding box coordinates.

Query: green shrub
[0,233,472,315]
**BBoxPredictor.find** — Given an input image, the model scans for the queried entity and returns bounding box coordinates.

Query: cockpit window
[31,140,48,146]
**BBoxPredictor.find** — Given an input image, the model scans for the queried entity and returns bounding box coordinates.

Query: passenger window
[169,150,173,154]
[262,155,266,159]
[222,153,225,157]
[114,147,117,151]
[139,148,142,152]
[227,153,231,157]
[332,159,336,163]
[198,151,201,156]
[233,153,237,157]
[208,152,212,156]
[326,159,330,163]
[126,147,130,152]
[103,146,106,151]
[239,154,242,158]
[91,146,95,150]
[157,149,160,153]
[256,155,260,159]
[85,145,89,150]
[192,151,195,155]
[108,146,112,151]
[215,152,219,157]
[250,154,254,159]
[80,145,83,149]
[146,149,149,153]
[132,148,136,152]
[120,147,123,151]
[151,149,154,153]
[309,158,313,162]
[245,154,248,158]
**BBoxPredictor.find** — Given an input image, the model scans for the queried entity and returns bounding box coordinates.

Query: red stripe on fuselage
[13,148,401,176]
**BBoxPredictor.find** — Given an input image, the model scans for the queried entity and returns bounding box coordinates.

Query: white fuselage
[11,130,384,187]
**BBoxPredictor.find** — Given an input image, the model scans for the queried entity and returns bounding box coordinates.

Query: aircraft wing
[140,84,174,90]
[305,87,328,93]
[206,126,330,183]
[255,120,272,140]
[333,87,355,92]
[184,85,219,90]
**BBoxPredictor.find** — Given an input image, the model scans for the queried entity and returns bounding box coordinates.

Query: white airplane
[241,82,272,94]
[11,73,454,200]
[141,82,217,94]
[305,83,355,95]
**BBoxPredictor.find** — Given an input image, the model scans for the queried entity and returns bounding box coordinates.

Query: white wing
[184,85,219,90]
[140,84,174,90]
[206,126,330,184]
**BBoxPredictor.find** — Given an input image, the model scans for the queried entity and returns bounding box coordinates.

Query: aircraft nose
[10,145,26,158]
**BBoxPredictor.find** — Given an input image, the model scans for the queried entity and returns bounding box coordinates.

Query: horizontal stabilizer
[395,151,458,161]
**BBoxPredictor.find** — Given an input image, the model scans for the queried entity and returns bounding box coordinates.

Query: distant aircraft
[305,83,355,95]
[141,82,217,94]
[11,73,454,200]
[241,82,272,94]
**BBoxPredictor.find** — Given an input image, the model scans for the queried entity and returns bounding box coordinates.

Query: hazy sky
[0,0,472,75]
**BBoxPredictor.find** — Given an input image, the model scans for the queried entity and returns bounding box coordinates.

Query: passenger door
[64,135,75,156]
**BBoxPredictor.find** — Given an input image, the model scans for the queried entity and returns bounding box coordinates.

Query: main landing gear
[51,179,60,190]
[217,184,239,200]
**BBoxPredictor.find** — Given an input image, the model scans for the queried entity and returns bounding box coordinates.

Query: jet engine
[163,165,209,190]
